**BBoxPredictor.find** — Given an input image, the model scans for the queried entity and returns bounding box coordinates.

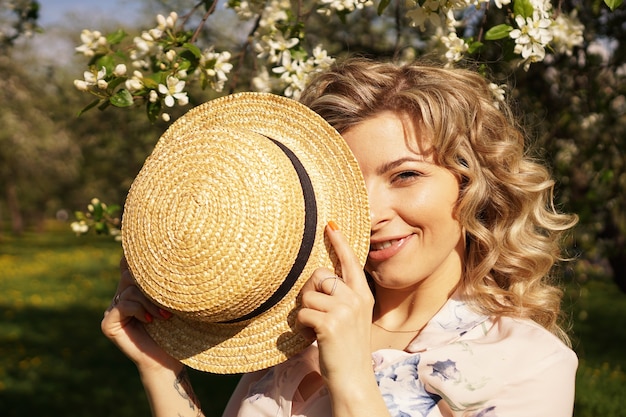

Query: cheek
[406,184,461,233]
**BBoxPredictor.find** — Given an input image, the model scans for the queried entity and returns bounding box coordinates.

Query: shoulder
[448,314,578,378]
[422,315,577,379]
[419,316,577,415]
[491,315,577,368]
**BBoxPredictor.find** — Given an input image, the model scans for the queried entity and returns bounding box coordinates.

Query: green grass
[1,225,625,416]
[566,279,626,417]
[0,225,239,417]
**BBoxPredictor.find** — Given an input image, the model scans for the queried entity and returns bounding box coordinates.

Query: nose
[367,182,392,230]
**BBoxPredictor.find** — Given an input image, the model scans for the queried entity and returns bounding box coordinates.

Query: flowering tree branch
[69,0,621,237]
[72,0,591,125]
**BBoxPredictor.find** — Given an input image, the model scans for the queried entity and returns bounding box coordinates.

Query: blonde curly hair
[299,57,578,344]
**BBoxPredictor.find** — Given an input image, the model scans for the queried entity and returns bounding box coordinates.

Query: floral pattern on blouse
[236,295,577,417]
[374,353,440,417]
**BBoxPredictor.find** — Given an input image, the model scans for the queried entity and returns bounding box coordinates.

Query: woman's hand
[101,257,180,372]
[296,221,375,388]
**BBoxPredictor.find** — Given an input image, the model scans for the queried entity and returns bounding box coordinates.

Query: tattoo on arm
[174,366,203,417]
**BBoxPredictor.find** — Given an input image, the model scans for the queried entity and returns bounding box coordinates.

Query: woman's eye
[393,171,421,182]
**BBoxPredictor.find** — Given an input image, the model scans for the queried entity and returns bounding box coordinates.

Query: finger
[300,289,337,313]
[117,256,137,293]
[293,317,317,342]
[117,299,156,324]
[296,306,329,335]
[299,267,334,295]
[316,275,343,296]
[112,286,170,321]
[326,222,370,292]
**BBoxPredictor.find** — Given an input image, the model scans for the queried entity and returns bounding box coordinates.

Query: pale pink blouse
[235,297,577,417]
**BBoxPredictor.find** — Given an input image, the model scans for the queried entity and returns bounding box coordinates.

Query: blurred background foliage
[0,0,624,290]
[0,0,625,415]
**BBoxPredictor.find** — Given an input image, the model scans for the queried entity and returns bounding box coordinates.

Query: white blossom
[125,71,145,92]
[493,0,511,8]
[72,0,588,123]
[441,31,468,64]
[113,64,127,76]
[71,221,89,235]
[529,0,552,19]
[75,29,107,57]
[158,76,188,107]
[509,12,553,70]
[251,66,274,92]
[199,49,233,92]
[317,0,374,17]
[258,0,290,30]
[73,79,89,91]
[270,47,334,99]
[165,49,177,62]
[551,11,584,56]
[161,12,178,29]
[264,33,300,64]
[406,0,442,31]
[311,45,335,68]
[488,82,507,108]
[74,67,107,91]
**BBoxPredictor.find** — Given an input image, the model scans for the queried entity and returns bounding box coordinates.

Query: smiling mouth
[370,238,403,251]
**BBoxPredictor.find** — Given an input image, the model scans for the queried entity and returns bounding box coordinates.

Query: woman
[102,58,578,416]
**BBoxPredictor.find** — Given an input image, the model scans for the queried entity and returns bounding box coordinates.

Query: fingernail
[159,308,173,319]
[145,312,153,323]
[328,221,339,231]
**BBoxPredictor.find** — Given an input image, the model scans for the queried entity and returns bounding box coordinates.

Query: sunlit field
[1,223,624,416]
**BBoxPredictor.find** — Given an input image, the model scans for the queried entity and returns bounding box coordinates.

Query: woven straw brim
[122,92,370,374]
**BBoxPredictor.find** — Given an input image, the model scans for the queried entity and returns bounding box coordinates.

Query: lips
[370,238,403,251]
[368,235,412,261]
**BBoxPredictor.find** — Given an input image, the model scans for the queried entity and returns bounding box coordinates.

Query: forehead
[341,111,438,168]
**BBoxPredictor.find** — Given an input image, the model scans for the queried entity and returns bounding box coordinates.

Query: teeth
[371,239,398,251]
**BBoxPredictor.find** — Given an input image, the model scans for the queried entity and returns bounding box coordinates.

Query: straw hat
[121,92,370,374]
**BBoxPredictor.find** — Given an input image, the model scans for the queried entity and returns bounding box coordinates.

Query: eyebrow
[376,156,429,176]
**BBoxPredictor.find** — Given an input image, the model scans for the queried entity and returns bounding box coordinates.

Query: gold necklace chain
[371,321,427,334]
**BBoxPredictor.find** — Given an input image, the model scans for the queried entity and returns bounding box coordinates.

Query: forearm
[140,363,204,417]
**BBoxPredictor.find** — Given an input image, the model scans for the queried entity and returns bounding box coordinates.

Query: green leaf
[77,98,102,116]
[604,0,623,10]
[97,100,110,111]
[109,89,134,107]
[467,40,484,54]
[92,201,103,220]
[105,204,121,215]
[485,24,513,40]
[95,55,115,73]
[183,42,202,59]
[106,29,127,45]
[378,0,391,15]
[147,101,162,123]
[513,0,534,18]
[179,49,200,72]
[143,75,160,90]
[107,76,127,90]
[94,222,108,234]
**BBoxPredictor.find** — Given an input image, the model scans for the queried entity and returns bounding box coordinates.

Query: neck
[372,270,461,332]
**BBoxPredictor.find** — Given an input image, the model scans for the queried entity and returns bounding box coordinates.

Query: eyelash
[393,171,422,183]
